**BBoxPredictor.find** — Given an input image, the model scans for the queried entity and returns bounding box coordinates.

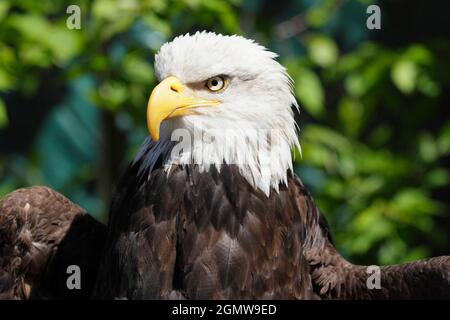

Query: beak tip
[150,129,159,142]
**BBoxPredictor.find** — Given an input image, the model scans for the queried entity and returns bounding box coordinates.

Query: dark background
[0,0,449,265]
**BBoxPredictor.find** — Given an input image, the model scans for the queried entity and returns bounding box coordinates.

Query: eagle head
[141,31,300,195]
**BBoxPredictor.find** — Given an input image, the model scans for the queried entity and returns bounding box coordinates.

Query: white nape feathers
[137,31,300,196]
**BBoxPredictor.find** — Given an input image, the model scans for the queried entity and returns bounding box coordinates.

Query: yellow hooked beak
[146,76,220,141]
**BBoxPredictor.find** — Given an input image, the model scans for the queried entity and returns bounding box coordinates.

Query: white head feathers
[137,31,300,196]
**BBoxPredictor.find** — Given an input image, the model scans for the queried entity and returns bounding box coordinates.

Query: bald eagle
[1,32,449,300]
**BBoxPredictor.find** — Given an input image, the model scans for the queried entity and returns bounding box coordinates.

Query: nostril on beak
[170,85,179,93]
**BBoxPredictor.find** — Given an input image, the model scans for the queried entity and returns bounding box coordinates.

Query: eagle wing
[0,186,106,299]
[301,195,450,299]
[306,240,450,299]
[1,181,448,299]
[93,160,450,299]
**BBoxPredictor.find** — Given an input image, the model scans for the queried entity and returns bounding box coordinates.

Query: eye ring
[206,76,227,92]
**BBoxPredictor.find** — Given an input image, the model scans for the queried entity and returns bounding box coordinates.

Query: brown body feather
[306,241,450,299]
[93,160,450,299]
[1,171,449,299]
[94,164,318,299]
[0,186,106,299]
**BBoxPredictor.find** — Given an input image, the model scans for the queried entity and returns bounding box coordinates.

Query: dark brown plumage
[307,243,450,299]
[94,164,317,299]
[1,169,449,299]
[92,156,450,299]
[0,186,106,299]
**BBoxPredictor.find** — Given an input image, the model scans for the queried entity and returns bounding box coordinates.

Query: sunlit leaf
[307,35,338,68]
[345,53,391,97]
[0,98,8,128]
[295,68,324,117]
[378,238,407,265]
[93,81,129,110]
[437,122,450,155]
[387,188,439,232]
[425,168,450,188]
[306,7,329,28]
[348,201,394,254]
[122,54,154,83]
[142,13,171,37]
[338,96,364,137]
[8,14,51,40]
[303,125,353,153]
[93,0,123,19]
[391,59,417,94]
[418,133,438,163]
[403,45,433,66]
[416,73,441,97]
[0,2,10,20]
[0,68,14,90]
[45,26,83,64]
[0,43,16,67]
[19,43,52,67]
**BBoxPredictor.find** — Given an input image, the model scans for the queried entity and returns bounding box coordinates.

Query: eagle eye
[206,76,226,92]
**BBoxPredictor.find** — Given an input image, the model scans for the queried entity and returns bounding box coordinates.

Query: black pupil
[211,79,218,87]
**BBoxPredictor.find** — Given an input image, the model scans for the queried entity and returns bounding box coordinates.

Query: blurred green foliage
[0,0,449,265]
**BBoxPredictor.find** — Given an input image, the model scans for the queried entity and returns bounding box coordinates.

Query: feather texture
[93,159,450,299]
[0,186,106,299]
[94,160,324,299]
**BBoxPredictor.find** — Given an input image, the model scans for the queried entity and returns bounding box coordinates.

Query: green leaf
[295,68,324,118]
[308,36,338,68]
[391,59,417,94]
[93,0,125,20]
[8,14,51,40]
[416,73,441,97]
[44,26,83,64]
[403,45,433,65]
[345,52,392,97]
[8,14,82,65]
[97,81,129,110]
[344,73,365,97]
[437,122,450,155]
[19,43,52,67]
[388,188,438,231]
[425,168,450,188]
[0,2,10,20]
[324,180,346,198]
[90,54,109,72]
[338,97,364,137]
[142,13,171,37]
[402,246,428,263]
[0,68,14,90]
[378,238,407,264]
[418,133,438,163]
[303,124,353,153]
[0,44,16,66]
[122,54,154,83]
[348,201,394,254]
[0,99,8,128]
[306,7,329,28]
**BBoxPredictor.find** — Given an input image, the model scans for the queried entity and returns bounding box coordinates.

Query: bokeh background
[1,0,449,265]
